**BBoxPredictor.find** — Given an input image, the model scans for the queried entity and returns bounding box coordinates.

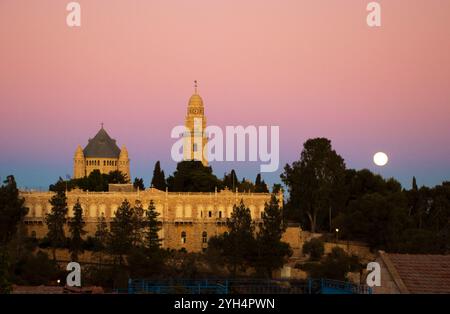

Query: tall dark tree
[254,195,292,277]
[94,213,109,265]
[272,184,283,194]
[238,177,255,193]
[131,200,145,247]
[68,199,86,261]
[133,177,145,191]
[108,199,134,265]
[254,174,269,193]
[281,138,346,232]
[208,200,256,276]
[94,213,109,250]
[223,170,239,191]
[151,161,167,190]
[145,200,162,250]
[45,190,68,261]
[0,175,28,293]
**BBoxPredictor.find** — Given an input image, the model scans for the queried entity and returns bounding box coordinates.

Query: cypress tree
[45,190,68,261]
[68,199,86,261]
[151,161,167,190]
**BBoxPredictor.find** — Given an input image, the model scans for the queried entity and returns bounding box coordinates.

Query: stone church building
[73,126,130,181]
[21,85,274,252]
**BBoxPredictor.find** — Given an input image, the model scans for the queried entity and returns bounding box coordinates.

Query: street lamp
[335,228,339,243]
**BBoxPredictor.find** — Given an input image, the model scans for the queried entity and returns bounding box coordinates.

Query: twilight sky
[1,0,449,190]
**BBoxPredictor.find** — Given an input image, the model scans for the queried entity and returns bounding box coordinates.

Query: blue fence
[122,278,372,295]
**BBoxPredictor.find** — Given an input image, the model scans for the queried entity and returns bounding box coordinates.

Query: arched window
[208,211,212,218]
[218,211,222,218]
[181,231,187,244]
[202,231,207,243]
[103,160,106,166]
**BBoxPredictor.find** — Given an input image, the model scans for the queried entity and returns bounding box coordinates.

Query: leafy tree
[272,184,283,194]
[108,170,128,184]
[68,199,86,260]
[0,176,28,246]
[238,178,255,193]
[254,195,292,277]
[108,199,134,265]
[0,175,28,293]
[167,161,222,192]
[208,200,256,277]
[45,190,68,261]
[302,238,325,261]
[281,138,346,232]
[13,250,60,285]
[151,161,167,190]
[133,177,145,191]
[300,247,362,281]
[333,191,408,250]
[49,170,128,192]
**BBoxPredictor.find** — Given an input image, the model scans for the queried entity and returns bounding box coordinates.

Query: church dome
[188,93,204,107]
[83,126,121,158]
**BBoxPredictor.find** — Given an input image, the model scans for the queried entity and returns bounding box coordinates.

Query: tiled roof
[384,253,450,294]
[83,127,120,158]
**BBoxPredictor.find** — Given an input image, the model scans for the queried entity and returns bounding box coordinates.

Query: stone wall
[21,188,275,252]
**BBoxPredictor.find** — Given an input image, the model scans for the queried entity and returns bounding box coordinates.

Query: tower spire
[194,80,198,94]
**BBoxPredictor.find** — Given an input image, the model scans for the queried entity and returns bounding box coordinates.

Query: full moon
[373,152,389,166]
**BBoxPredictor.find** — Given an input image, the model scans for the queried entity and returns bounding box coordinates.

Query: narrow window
[181,231,187,244]
[202,231,207,243]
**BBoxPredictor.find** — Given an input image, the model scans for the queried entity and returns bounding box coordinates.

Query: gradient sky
[1,0,449,190]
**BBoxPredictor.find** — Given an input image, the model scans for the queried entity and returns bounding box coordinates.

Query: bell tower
[183,81,208,165]
[73,145,86,179]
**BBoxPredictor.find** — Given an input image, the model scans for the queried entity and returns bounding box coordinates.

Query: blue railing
[121,278,372,294]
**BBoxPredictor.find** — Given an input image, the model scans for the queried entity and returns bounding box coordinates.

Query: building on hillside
[22,188,277,252]
[73,125,130,181]
[22,83,277,252]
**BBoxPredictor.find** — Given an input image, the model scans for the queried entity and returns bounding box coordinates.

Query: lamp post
[335,228,339,243]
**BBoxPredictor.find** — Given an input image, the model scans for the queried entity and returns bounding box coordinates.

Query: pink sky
[1,0,450,189]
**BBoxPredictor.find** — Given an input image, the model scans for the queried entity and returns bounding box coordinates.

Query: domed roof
[188,93,204,107]
[83,127,121,158]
